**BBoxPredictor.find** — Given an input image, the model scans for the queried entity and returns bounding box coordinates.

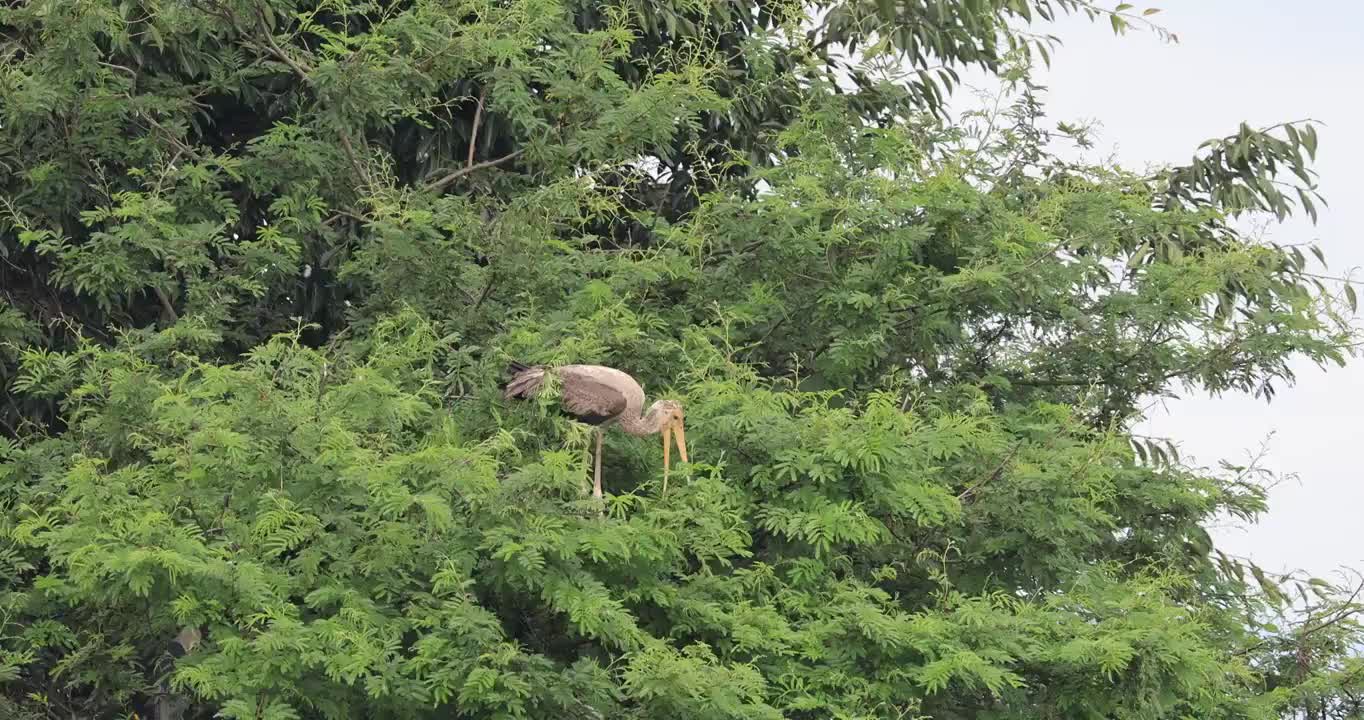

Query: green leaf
[1302,124,1319,159]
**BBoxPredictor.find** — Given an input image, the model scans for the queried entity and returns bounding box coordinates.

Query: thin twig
[322,208,367,227]
[1235,580,1364,657]
[424,149,524,193]
[141,115,199,159]
[467,86,489,170]
[189,0,240,28]
[337,131,370,186]
[253,5,313,82]
[98,61,138,79]
[958,442,1022,502]
[473,270,496,310]
[151,147,186,196]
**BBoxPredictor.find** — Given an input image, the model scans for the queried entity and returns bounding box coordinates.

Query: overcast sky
[988,2,1364,581]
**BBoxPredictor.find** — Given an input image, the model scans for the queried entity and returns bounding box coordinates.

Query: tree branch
[253,5,313,82]
[467,86,489,170]
[337,130,370,186]
[423,149,524,193]
[1235,579,1364,657]
[322,208,367,228]
[958,442,1023,502]
[473,270,497,310]
[153,286,179,323]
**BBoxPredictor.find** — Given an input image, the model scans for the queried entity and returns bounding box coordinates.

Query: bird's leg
[579,445,590,497]
[593,429,604,501]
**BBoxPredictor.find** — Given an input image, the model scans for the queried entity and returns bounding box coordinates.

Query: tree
[2,0,1360,718]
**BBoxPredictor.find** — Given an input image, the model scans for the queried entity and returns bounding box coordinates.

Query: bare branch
[467,86,489,170]
[253,5,313,82]
[424,149,524,193]
[322,208,367,228]
[153,286,179,323]
[473,270,496,310]
[150,147,186,197]
[958,442,1023,502]
[337,131,370,186]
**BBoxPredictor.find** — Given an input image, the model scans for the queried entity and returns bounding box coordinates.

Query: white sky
[987,2,1364,580]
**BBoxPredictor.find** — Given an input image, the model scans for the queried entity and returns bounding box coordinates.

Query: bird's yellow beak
[662,416,688,495]
[673,416,688,465]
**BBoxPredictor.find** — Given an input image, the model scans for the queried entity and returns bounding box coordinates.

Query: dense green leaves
[3,0,1362,718]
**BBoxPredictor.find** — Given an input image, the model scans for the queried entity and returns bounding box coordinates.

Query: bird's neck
[618,404,666,436]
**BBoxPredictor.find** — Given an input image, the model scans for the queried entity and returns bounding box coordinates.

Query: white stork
[502,361,689,500]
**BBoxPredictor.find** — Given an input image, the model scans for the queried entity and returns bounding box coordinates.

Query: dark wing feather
[559,374,628,425]
[503,366,545,399]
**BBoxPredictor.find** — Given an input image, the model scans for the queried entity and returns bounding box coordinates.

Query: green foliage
[3,0,1362,718]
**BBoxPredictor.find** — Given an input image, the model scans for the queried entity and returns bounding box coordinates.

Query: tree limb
[424,149,524,193]
[153,286,179,323]
[253,5,313,82]
[473,270,496,310]
[958,442,1023,502]
[337,130,370,186]
[467,86,489,170]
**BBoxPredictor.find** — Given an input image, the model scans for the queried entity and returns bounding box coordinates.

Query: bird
[502,361,688,500]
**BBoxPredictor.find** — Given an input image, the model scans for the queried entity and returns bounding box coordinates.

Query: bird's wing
[503,366,546,399]
[558,369,629,422]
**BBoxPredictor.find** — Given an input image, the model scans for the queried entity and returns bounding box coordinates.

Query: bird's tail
[501,360,543,399]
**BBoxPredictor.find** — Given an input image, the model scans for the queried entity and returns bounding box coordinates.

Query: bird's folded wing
[558,372,628,420]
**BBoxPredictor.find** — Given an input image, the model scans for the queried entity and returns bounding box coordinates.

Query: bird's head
[651,400,689,475]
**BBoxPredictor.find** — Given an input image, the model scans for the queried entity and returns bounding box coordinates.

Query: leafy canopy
[2,0,1361,719]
